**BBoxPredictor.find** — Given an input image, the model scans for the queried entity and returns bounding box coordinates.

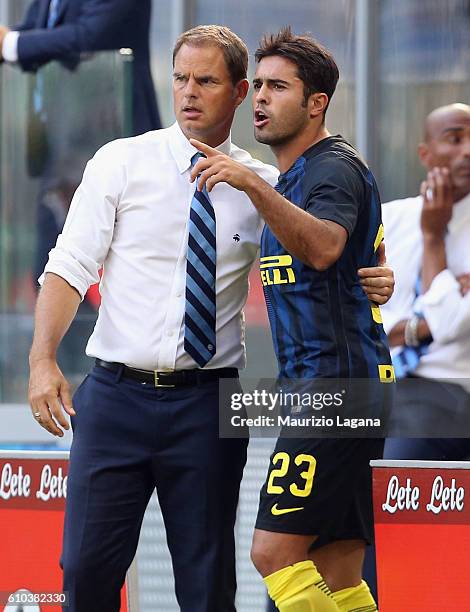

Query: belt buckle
[154,371,176,388]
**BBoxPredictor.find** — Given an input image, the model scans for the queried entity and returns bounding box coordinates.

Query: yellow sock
[264,560,340,611]
[332,580,378,612]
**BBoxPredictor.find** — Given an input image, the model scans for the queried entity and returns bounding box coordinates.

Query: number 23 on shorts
[267,452,317,498]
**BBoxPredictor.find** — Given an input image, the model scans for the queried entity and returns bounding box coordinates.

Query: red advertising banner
[373,461,470,611]
[0,452,134,611]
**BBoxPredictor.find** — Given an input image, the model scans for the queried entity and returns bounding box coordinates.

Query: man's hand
[358,265,394,304]
[0,25,11,61]
[457,273,470,297]
[189,138,258,193]
[420,167,453,292]
[28,357,76,437]
[358,242,395,304]
[420,167,453,238]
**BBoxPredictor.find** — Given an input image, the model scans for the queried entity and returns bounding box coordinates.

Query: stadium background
[0,0,469,609]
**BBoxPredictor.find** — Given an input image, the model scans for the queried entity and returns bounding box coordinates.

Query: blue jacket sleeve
[16,0,135,71]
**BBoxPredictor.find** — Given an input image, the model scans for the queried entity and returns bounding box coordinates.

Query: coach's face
[173,43,248,147]
[252,55,310,147]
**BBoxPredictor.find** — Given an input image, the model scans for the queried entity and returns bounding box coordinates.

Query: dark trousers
[62,365,247,612]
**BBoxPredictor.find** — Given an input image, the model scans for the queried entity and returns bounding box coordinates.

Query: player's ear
[309,92,328,119]
[233,79,249,107]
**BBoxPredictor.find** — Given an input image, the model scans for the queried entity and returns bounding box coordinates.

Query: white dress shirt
[40,122,278,370]
[381,192,470,387]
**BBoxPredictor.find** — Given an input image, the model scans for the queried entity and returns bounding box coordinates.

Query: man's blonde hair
[173,25,248,85]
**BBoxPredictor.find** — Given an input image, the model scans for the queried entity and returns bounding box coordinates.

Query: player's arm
[233,175,347,271]
[190,139,347,271]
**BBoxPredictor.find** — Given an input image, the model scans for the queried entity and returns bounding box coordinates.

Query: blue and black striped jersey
[260,135,393,380]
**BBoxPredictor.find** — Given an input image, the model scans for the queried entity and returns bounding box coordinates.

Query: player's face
[423,109,470,201]
[252,55,310,146]
[173,44,247,147]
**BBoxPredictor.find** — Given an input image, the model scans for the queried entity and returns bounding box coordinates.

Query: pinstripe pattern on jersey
[260,138,392,379]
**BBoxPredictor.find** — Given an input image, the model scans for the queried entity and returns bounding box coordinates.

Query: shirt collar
[275,156,305,193]
[168,122,232,174]
[448,191,470,233]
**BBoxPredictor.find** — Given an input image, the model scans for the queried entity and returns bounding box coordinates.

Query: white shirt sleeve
[380,196,423,335]
[39,142,125,299]
[420,269,470,344]
[2,31,20,62]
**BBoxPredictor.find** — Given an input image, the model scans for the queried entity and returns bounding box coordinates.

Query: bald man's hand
[420,166,453,238]
[457,273,470,297]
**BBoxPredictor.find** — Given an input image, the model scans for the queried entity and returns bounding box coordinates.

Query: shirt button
[176,291,182,298]
[167,330,174,337]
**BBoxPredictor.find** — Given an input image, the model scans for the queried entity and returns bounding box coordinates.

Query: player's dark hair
[255,26,339,118]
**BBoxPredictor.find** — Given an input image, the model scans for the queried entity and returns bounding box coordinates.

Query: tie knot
[191,152,206,167]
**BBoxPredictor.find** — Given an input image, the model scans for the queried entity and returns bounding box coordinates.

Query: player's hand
[189,138,259,193]
[457,273,470,296]
[28,358,76,437]
[420,167,453,239]
[358,263,395,304]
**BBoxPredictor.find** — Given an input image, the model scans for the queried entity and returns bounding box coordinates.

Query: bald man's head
[418,103,470,202]
[423,103,470,142]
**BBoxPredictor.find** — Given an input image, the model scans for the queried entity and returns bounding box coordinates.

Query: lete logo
[0,463,67,501]
[382,474,465,514]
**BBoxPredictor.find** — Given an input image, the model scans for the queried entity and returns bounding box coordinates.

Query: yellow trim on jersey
[378,364,396,383]
[260,254,296,286]
[260,255,293,268]
[373,224,384,253]
[371,304,383,324]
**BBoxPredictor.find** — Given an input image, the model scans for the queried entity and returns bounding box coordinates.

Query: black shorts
[255,437,384,549]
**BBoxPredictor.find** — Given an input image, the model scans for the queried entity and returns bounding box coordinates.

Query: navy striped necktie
[184,153,217,367]
[47,0,61,27]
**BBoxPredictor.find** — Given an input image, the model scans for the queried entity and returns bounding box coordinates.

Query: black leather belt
[95,359,238,388]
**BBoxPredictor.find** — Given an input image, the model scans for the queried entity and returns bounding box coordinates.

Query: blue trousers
[62,365,247,612]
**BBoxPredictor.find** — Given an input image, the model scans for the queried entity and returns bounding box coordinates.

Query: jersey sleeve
[303,156,365,237]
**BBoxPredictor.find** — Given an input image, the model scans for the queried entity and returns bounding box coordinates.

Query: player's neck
[274,125,330,173]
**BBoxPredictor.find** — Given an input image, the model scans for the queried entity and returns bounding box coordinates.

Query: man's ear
[234,79,249,107]
[418,142,430,169]
[309,92,329,119]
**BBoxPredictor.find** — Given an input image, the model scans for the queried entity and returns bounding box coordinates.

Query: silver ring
[34,412,41,419]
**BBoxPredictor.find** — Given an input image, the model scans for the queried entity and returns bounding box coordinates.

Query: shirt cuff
[38,264,88,302]
[421,269,460,306]
[2,31,19,62]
